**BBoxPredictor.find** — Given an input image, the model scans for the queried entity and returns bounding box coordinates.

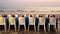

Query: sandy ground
[0,30,60,34]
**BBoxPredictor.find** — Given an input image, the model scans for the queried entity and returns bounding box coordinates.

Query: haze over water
[0,0,60,10]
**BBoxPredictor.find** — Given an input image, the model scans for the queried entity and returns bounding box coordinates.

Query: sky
[0,0,60,9]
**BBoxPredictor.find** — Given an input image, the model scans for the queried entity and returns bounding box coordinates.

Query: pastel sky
[0,0,60,9]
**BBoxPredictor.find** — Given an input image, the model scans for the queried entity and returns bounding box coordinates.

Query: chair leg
[49,25,50,32]
[48,24,50,32]
[38,24,39,32]
[34,25,36,32]
[58,25,60,32]
[14,25,16,32]
[24,25,26,32]
[8,25,10,32]
[4,25,6,32]
[18,25,20,32]
[54,24,57,32]
[58,24,60,32]
[44,25,46,32]
[28,25,29,32]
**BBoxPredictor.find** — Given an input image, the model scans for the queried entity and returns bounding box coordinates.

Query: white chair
[18,15,26,31]
[48,15,56,32]
[28,15,36,31]
[8,15,16,31]
[0,15,7,32]
[38,15,46,32]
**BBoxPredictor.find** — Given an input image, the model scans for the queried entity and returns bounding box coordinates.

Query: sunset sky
[0,0,60,9]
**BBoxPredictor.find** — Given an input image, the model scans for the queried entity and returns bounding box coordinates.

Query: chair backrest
[8,15,16,25]
[49,15,56,24]
[38,15,45,24]
[18,15,25,25]
[28,15,35,25]
[0,15,6,25]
